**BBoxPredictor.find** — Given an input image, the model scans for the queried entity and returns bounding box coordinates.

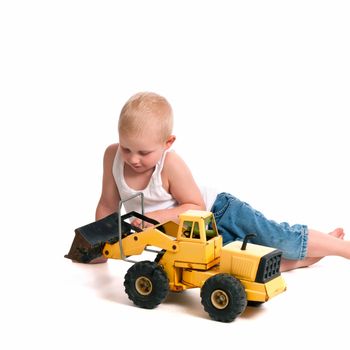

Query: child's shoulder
[103,143,119,163]
[104,143,119,155]
[164,150,182,164]
[163,150,191,172]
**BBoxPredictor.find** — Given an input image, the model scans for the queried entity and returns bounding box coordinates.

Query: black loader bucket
[64,211,159,263]
[64,212,129,263]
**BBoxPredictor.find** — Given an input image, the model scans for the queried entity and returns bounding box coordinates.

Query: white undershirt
[113,147,218,213]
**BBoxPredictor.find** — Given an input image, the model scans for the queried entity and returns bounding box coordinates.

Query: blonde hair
[118,92,173,142]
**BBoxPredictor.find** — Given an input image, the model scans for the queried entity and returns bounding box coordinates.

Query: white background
[1,1,349,349]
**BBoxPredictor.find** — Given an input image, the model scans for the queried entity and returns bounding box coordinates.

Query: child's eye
[139,151,151,156]
[121,147,131,153]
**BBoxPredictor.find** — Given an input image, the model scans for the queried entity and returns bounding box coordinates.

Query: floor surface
[3,240,349,350]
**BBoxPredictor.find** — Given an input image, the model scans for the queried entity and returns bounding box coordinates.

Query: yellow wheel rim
[135,277,153,296]
[211,289,229,309]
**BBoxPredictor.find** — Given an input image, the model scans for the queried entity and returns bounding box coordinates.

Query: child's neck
[123,164,155,191]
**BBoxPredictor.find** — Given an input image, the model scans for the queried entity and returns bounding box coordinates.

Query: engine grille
[255,250,282,283]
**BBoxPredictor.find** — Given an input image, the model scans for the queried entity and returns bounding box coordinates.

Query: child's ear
[165,135,176,149]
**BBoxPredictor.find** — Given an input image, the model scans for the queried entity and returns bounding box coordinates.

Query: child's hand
[130,218,154,229]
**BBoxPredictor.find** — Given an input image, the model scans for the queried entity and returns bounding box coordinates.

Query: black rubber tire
[124,261,169,309]
[247,300,264,307]
[201,274,247,322]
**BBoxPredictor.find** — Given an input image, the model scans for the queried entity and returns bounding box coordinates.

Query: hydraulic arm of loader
[103,224,179,260]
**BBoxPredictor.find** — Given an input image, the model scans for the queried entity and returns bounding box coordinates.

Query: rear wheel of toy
[124,260,169,309]
[201,274,247,322]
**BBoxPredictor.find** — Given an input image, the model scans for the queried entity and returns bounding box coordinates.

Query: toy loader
[65,193,286,322]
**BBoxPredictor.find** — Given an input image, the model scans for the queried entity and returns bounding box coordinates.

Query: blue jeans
[211,192,308,260]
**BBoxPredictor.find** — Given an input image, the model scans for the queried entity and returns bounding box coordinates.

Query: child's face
[119,133,174,173]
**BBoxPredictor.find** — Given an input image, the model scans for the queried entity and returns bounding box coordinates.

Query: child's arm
[95,144,120,220]
[141,151,206,224]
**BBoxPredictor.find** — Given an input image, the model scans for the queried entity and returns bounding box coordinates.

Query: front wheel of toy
[124,260,169,309]
[201,274,247,322]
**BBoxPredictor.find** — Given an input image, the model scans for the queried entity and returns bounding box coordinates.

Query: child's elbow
[195,199,206,211]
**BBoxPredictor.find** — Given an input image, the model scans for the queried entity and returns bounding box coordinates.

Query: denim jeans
[211,192,308,260]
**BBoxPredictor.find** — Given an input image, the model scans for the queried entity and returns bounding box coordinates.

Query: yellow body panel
[181,265,221,288]
[220,241,276,281]
[159,220,179,238]
[175,238,222,266]
[241,276,287,302]
[174,258,220,270]
[157,236,222,291]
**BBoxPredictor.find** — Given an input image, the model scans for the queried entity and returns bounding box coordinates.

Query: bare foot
[329,228,345,240]
[280,228,346,272]
[280,257,323,272]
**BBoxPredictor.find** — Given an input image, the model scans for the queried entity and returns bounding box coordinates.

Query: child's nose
[129,154,140,164]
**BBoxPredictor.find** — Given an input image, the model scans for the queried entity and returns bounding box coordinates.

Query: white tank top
[112,147,178,213]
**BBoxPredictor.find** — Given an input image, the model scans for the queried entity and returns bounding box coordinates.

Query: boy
[95,92,349,271]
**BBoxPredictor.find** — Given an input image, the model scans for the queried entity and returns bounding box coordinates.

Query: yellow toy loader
[65,194,286,322]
